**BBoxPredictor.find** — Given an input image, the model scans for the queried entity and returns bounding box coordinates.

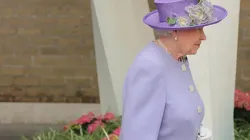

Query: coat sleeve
[120,58,166,140]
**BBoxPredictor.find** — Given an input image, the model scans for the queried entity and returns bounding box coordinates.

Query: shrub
[22,89,250,140]
[22,112,121,140]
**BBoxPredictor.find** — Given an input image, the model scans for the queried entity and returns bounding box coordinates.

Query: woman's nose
[200,29,206,40]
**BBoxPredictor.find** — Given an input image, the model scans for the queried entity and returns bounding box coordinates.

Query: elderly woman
[119,0,227,140]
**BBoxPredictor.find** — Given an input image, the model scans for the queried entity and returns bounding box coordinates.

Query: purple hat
[143,0,228,30]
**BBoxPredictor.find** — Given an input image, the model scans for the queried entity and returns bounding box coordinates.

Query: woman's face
[175,28,207,55]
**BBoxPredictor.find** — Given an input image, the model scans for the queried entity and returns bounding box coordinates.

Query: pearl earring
[174,37,178,40]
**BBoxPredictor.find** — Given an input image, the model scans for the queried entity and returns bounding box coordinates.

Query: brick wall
[0,0,99,103]
[236,0,250,92]
[1,0,249,103]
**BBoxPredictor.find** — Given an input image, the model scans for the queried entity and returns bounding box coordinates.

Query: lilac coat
[120,42,205,140]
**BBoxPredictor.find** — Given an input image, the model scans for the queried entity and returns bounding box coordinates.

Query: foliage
[234,119,250,140]
[22,112,121,140]
[22,89,250,140]
[234,89,250,129]
[235,108,250,124]
[234,89,250,139]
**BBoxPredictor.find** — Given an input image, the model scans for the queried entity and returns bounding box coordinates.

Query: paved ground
[0,124,63,140]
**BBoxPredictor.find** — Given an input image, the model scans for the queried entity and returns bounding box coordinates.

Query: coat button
[197,106,202,113]
[181,64,186,71]
[189,85,194,92]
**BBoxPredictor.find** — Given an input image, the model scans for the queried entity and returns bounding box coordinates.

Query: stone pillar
[188,0,240,139]
[91,0,154,114]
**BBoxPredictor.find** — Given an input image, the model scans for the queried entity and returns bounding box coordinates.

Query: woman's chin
[187,51,198,55]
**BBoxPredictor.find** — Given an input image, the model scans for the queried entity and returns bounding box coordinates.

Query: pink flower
[237,101,245,108]
[63,125,68,130]
[104,112,115,121]
[94,119,104,127]
[244,102,250,111]
[63,121,78,131]
[234,89,247,108]
[101,134,119,140]
[94,119,103,125]
[87,119,104,134]
[235,89,243,95]
[87,123,99,133]
[88,112,95,118]
[75,115,92,125]
[75,112,96,125]
[113,127,121,136]
[97,115,103,121]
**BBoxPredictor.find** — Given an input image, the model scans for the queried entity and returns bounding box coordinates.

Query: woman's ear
[172,30,178,40]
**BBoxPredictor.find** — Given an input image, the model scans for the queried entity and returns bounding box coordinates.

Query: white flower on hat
[184,0,215,25]
[177,16,192,26]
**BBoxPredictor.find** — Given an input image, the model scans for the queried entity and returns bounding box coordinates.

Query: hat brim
[143,5,227,30]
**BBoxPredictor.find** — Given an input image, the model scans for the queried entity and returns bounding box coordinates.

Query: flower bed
[234,89,250,139]
[22,89,250,140]
[22,112,121,140]
[64,112,121,140]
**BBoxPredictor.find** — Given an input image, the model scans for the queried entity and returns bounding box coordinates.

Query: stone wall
[235,0,250,92]
[0,0,99,103]
[0,0,249,103]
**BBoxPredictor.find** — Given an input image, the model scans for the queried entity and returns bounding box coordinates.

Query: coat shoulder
[132,42,167,69]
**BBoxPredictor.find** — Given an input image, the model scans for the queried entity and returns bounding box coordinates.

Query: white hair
[154,30,173,38]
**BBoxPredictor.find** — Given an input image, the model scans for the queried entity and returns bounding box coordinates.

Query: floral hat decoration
[143,0,227,30]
